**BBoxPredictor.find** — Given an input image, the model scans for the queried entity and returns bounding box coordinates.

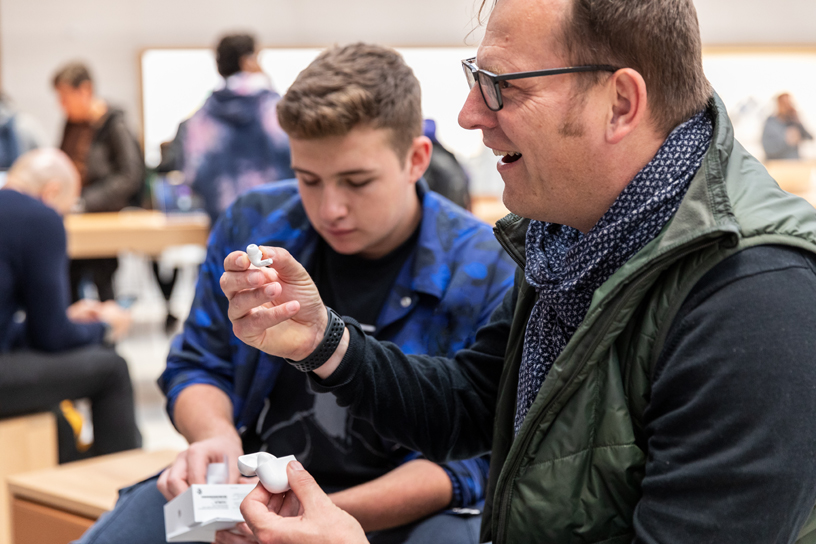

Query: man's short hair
[216,34,256,78]
[52,62,93,89]
[276,43,423,161]
[480,0,712,135]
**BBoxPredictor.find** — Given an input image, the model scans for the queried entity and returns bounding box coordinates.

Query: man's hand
[156,434,244,501]
[221,246,328,361]
[66,299,102,323]
[241,461,367,544]
[214,524,259,544]
[96,300,132,341]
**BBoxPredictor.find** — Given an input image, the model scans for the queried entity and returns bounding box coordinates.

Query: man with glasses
[228,0,816,542]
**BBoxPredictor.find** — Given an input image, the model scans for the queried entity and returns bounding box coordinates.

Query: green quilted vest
[482,95,816,544]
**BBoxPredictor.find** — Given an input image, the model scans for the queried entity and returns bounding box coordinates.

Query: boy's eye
[300,177,320,186]
[346,178,374,188]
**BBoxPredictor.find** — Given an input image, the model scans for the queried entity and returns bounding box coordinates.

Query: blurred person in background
[422,118,471,210]
[762,92,813,160]
[0,93,46,169]
[53,62,145,303]
[0,148,140,462]
[183,33,293,225]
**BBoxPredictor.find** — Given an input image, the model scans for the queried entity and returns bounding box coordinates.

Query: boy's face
[291,126,430,259]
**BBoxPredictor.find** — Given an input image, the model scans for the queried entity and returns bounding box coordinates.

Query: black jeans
[70,258,118,302]
[0,345,141,462]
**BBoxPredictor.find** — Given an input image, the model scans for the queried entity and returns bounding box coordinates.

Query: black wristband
[284,307,345,373]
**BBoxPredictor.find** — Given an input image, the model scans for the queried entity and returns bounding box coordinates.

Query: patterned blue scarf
[514,110,713,433]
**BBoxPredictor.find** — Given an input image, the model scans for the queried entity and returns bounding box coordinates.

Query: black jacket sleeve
[634,245,816,544]
[82,113,145,212]
[310,282,517,462]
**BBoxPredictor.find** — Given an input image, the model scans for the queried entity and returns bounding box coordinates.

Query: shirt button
[400,296,412,308]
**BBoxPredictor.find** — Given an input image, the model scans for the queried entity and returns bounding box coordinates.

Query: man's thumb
[286,461,330,511]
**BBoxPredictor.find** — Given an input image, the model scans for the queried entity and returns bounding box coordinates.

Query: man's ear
[605,68,648,145]
[406,135,433,183]
[39,180,62,209]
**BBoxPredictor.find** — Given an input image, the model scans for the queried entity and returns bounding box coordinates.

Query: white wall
[1,0,814,146]
[0,0,486,145]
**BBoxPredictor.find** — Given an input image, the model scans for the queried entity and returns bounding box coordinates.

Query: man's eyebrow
[335,168,377,177]
[291,166,318,176]
[291,167,377,177]
[481,63,505,74]
[475,57,507,75]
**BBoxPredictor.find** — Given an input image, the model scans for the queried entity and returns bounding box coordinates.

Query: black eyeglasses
[462,57,619,112]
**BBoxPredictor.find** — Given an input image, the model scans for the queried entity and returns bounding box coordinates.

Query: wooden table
[65,210,210,259]
[7,449,178,544]
[471,195,510,226]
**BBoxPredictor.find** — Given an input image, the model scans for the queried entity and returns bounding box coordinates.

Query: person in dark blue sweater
[0,148,141,461]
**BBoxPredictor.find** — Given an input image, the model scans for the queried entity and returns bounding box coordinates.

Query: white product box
[164,484,255,542]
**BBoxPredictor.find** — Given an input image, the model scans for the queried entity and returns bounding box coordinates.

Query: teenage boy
[74,43,514,544]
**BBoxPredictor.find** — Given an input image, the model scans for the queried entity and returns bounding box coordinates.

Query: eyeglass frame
[462,57,620,112]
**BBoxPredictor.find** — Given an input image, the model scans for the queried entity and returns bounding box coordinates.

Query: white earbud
[238,452,297,494]
[246,244,273,268]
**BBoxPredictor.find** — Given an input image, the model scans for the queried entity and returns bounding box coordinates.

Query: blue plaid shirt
[158,179,515,508]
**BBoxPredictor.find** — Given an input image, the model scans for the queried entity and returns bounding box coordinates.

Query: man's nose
[458,85,497,131]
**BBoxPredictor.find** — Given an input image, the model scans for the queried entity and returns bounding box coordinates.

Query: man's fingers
[231,303,300,341]
[232,522,255,537]
[220,267,279,300]
[185,446,212,485]
[284,462,332,512]
[156,468,174,501]
[164,455,191,499]
[224,250,251,272]
[226,284,281,322]
[241,483,282,535]
[254,246,312,283]
[278,489,302,518]
[213,527,257,544]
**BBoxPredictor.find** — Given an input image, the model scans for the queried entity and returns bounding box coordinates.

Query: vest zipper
[494,235,724,543]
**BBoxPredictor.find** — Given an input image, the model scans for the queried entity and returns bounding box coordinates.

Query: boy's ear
[407,135,433,182]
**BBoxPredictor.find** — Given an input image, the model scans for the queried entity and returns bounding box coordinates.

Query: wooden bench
[0,413,58,544]
[7,449,178,544]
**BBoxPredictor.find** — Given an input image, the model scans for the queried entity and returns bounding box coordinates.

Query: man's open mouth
[493,149,523,164]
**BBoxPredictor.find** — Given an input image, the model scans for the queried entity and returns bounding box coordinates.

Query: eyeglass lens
[463,64,476,89]
[478,72,500,110]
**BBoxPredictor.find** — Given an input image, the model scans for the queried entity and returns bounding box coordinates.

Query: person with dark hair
[72,43,513,544]
[216,34,257,79]
[182,33,293,225]
[223,1,816,543]
[762,92,813,160]
[0,149,140,463]
[422,119,471,210]
[53,61,145,302]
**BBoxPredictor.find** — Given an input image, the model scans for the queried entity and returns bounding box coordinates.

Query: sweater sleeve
[633,245,816,544]
[311,282,517,463]
[21,207,105,351]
